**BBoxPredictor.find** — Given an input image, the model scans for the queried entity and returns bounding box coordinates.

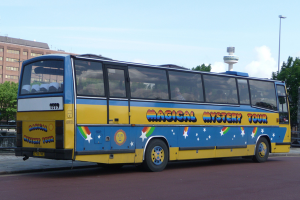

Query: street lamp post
[278,15,287,74]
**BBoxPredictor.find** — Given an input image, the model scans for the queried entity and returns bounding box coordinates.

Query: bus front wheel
[143,139,169,172]
[253,137,269,163]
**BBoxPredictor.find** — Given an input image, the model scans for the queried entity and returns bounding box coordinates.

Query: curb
[269,153,300,157]
[0,164,98,175]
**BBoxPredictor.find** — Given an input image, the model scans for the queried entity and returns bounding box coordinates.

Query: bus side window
[128,66,169,100]
[249,80,277,110]
[237,79,250,104]
[169,71,204,102]
[74,60,105,97]
[203,75,238,104]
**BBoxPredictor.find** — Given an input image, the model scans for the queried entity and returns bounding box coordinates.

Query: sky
[1,0,299,78]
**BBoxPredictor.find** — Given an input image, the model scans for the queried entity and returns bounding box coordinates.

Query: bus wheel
[253,137,269,163]
[143,139,169,172]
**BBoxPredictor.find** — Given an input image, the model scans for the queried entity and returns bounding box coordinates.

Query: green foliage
[272,57,300,126]
[192,64,211,72]
[0,81,18,122]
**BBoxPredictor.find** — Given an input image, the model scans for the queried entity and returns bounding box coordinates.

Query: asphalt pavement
[0,148,299,175]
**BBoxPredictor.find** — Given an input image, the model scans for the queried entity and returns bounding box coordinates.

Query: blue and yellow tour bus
[15,54,291,172]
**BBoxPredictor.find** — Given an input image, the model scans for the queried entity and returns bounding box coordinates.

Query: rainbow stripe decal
[140,127,156,142]
[142,127,156,137]
[78,126,93,143]
[220,127,230,136]
[251,127,258,138]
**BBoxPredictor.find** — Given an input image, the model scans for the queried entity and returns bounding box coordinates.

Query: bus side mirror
[278,96,286,104]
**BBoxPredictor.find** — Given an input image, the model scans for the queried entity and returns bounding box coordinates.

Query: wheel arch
[143,136,170,161]
[256,134,272,153]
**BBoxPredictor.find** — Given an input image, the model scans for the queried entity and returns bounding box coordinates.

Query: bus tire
[143,139,169,172]
[253,137,269,163]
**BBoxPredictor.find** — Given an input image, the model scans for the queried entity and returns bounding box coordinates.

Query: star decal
[130,141,134,146]
[220,130,224,136]
[203,128,206,132]
[241,130,245,137]
[98,135,101,139]
[233,135,235,138]
[183,130,188,139]
[245,142,247,144]
[208,135,211,139]
[261,129,264,133]
[172,130,175,135]
[272,133,275,137]
[86,134,93,143]
[140,131,147,142]
[251,132,255,138]
[196,133,198,136]
[197,138,199,141]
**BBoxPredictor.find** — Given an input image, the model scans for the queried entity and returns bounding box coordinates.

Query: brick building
[0,36,71,83]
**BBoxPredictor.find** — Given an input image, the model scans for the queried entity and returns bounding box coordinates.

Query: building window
[23,51,28,56]
[6,66,18,71]
[31,52,43,57]
[0,75,2,78]
[5,75,18,79]
[6,58,19,62]
[0,49,3,52]
[0,57,2,61]
[7,49,20,54]
[0,66,2,69]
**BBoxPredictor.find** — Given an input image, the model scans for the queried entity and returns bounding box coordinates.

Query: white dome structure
[223,47,239,71]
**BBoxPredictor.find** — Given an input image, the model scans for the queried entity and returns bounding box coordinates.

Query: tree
[192,64,211,72]
[272,57,300,127]
[0,81,18,122]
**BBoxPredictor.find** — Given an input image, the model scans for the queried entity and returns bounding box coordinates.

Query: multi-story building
[0,36,72,83]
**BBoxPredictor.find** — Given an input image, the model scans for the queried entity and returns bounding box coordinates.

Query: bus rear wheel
[253,137,269,163]
[143,139,169,172]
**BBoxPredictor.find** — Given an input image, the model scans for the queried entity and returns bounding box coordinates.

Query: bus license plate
[33,152,45,157]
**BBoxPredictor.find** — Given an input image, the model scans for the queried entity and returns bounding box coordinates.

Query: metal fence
[0,125,16,150]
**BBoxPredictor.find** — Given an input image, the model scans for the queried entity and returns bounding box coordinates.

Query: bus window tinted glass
[249,80,277,110]
[75,60,104,96]
[108,68,126,98]
[129,66,169,100]
[169,71,204,102]
[203,75,238,104]
[277,85,288,112]
[237,79,250,104]
[20,60,64,95]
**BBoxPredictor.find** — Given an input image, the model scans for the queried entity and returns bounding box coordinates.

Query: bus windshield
[20,60,64,95]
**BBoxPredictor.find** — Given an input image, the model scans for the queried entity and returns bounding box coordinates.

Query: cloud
[211,62,226,73]
[244,46,277,79]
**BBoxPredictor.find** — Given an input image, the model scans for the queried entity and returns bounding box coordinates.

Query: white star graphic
[220,130,224,136]
[130,141,134,146]
[233,135,235,138]
[183,131,188,139]
[196,133,198,136]
[272,133,275,137]
[86,134,93,143]
[261,129,264,133]
[232,138,233,140]
[271,138,273,140]
[241,130,245,137]
[197,138,199,141]
[140,131,147,142]
[206,138,208,140]
[172,129,173,132]
[98,135,101,139]
[245,142,247,144]
[251,132,255,138]
[208,135,211,139]
[173,132,175,135]
[203,128,206,132]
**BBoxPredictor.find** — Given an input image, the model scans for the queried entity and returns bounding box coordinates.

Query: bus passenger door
[105,65,130,125]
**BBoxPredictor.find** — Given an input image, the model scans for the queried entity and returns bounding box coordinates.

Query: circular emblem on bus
[49,124,54,131]
[114,130,126,146]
